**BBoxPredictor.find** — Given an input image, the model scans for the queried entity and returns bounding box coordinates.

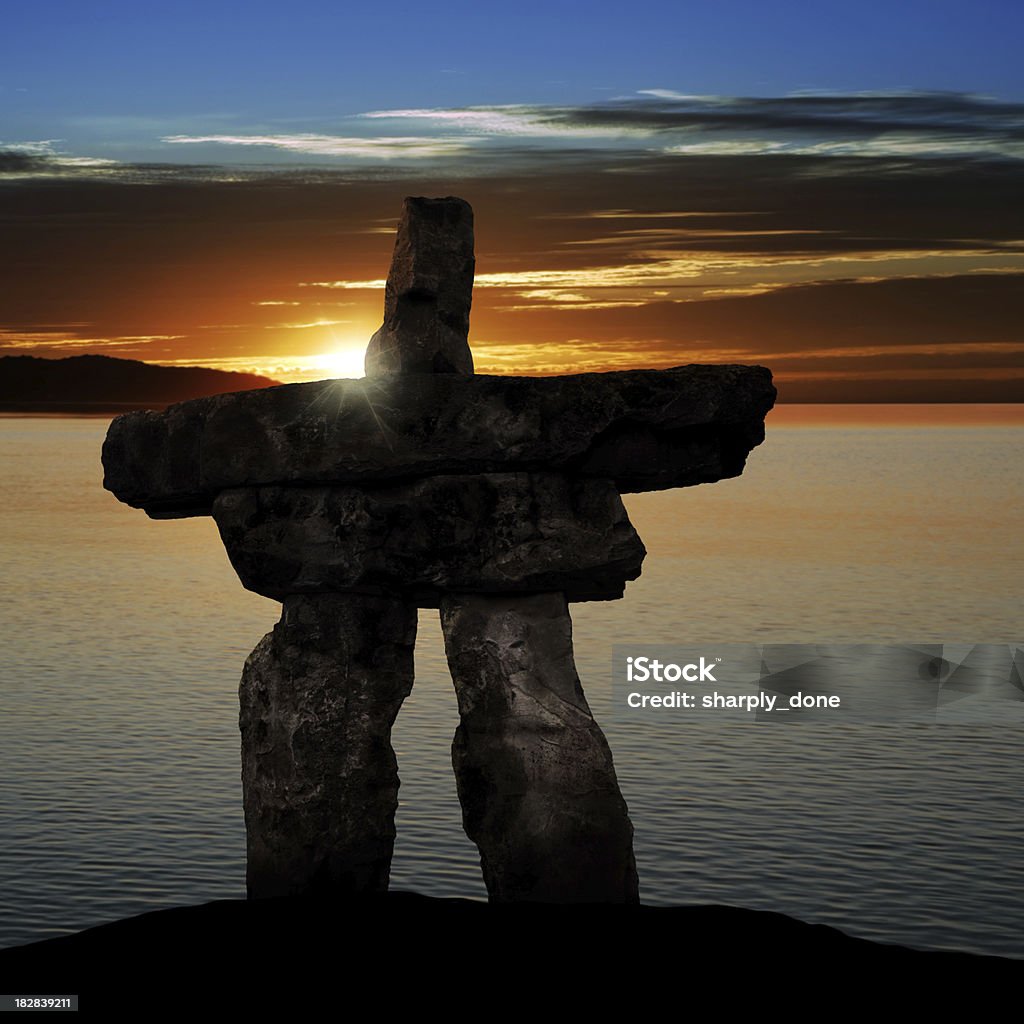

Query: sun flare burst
[319,343,367,380]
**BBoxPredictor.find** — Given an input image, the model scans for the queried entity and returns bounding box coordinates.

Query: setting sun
[319,344,367,380]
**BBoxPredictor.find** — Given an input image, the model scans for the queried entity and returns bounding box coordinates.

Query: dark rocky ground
[0,893,1018,1011]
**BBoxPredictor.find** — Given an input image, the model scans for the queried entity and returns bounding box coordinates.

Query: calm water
[0,409,1022,955]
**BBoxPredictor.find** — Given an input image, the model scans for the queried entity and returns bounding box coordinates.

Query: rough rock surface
[213,473,645,604]
[240,593,416,898]
[441,592,639,903]
[102,364,776,517]
[98,193,779,909]
[364,197,475,376]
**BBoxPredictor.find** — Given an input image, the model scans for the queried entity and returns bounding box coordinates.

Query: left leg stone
[239,593,417,898]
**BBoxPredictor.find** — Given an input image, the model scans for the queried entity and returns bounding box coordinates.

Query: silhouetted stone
[240,593,416,898]
[101,364,776,518]
[100,194,778,909]
[212,473,645,604]
[441,592,639,903]
[364,197,475,376]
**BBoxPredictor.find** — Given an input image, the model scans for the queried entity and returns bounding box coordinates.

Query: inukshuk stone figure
[102,196,775,904]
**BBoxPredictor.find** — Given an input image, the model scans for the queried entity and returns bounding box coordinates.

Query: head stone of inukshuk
[102,196,776,904]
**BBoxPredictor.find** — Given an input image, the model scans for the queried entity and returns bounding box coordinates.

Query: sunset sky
[2,0,1023,400]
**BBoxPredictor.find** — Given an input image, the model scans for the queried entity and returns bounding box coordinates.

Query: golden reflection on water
[0,409,1022,955]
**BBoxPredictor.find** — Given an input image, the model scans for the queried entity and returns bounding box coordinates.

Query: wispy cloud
[302,249,1024,299]
[664,133,1024,160]
[553,209,765,220]
[761,340,1024,361]
[636,90,735,103]
[0,331,182,350]
[0,139,121,178]
[161,133,472,158]
[1,140,63,154]
[360,105,641,138]
[6,91,1024,185]
[358,91,1024,160]
[266,318,352,330]
[497,288,647,311]
[301,278,387,291]
[562,228,827,246]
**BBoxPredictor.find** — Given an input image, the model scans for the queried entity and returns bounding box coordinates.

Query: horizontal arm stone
[212,472,645,604]
[102,364,775,518]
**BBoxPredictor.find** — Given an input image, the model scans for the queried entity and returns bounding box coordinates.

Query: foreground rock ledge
[102,364,775,518]
[3,894,1016,1012]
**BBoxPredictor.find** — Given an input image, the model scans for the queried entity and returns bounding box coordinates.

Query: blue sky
[3,0,1023,165]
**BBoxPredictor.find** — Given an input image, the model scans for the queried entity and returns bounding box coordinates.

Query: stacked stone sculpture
[102,195,775,904]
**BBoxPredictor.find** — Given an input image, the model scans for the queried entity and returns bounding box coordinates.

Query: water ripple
[0,416,1021,956]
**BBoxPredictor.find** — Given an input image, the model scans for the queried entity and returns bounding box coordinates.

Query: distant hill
[0,355,279,411]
